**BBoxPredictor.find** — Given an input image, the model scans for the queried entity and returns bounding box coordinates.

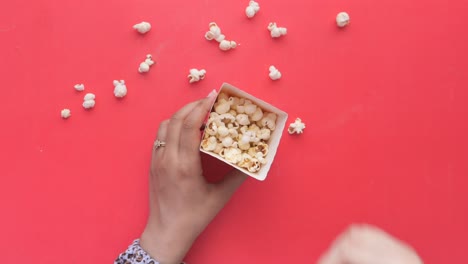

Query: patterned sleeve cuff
[114,239,159,264]
[114,239,187,264]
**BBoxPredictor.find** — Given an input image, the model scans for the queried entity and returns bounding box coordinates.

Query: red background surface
[1,0,467,263]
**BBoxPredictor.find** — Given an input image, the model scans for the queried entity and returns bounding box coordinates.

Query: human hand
[140,90,247,264]
[318,224,423,264]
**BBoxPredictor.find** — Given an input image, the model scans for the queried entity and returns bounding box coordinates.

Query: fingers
[150,120,170,203]
[153,120,170,159]
[179,90,218,156]
[165,91,218,158]
[165,100,205,155]
[213,170,248,203]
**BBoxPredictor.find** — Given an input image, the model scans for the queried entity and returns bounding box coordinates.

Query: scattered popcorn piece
[138,54,155,73]
[269,65,282,80]
[83,93,94,101]
[188,68,206,83]
[82,100,95,109]
[83,93,96,109]
[113,80,127,98]
[61,109,71,119]
[267,22,287,38]
[245,0,260,18]
[205,23,237,51]
[74,84,85,92]
[336,12,350,27]
[219,40,237,51]
[133,22,151,34]
[205,22,225,42]
[139,63,150,73]
[288,118,306,134]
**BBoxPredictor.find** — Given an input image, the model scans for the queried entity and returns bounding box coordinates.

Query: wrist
[140,219,196,264]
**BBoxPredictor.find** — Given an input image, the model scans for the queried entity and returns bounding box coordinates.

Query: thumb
[213,169,248,202]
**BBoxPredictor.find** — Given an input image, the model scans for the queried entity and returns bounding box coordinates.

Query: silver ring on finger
[153,139,166,150]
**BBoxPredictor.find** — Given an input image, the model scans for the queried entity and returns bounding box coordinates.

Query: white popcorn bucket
[200,83,288,181]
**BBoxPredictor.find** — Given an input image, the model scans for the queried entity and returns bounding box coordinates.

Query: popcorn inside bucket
[200,83,288,181]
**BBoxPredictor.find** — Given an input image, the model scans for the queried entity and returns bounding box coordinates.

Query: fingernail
[207,89,218,99]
